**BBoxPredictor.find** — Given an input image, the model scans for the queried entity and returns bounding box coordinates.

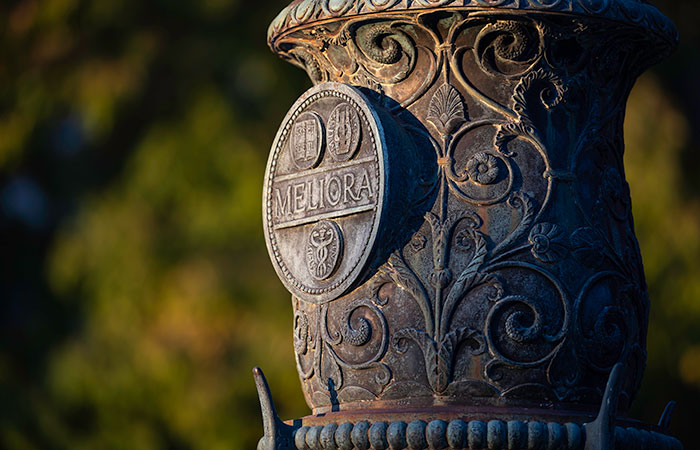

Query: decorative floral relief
[294,310,310,355]
[455,229,473,250]
[283,12,653,411]
[426,212,455,288]
[503,295,545,344]
[294,299,392,400]
[341,302,372,347]
[393,326,485,394]
[351,23,417,85]
[466,152,500,185]
[360,24,403,64]
[427,84,467,135]
[528,222,568,263]
[474,20,543,78]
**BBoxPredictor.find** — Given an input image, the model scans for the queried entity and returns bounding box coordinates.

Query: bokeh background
[0,0,698,449]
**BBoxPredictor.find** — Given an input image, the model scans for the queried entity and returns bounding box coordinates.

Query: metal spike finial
[253,367,294,450]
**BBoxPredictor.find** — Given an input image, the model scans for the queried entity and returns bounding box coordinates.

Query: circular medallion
[263,83,387,303]
[327,103,361,162]
[306,220,343,280]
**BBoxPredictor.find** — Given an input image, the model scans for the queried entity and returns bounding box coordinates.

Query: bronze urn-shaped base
[255,1,682,449]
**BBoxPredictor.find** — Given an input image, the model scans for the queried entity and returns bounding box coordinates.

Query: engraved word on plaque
[263,83,388,303]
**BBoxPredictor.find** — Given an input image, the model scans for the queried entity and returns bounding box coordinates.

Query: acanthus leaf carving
[474,20,544,78]
[492,191,537,258]
[350,22,417,85]
[442,228,504,339]
[426,212,455,288]
[342,309,372,347]
[393,326,485,394]
[511,68,567,143]
[380,251,434,337]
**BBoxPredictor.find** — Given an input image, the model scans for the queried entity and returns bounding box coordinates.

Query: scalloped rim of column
[268,0,677,50]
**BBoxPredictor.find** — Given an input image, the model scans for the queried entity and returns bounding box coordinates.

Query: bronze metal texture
[257,0,681,448]
[253,364,682,449]
[264,83,426,303]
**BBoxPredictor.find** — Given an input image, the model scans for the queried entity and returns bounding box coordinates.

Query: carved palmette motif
[267,7,676,416]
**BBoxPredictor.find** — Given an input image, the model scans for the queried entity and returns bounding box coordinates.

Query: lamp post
[256,1,681,449]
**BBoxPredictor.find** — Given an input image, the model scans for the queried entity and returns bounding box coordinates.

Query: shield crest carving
[327,103,360,162]
[291,111,324,170]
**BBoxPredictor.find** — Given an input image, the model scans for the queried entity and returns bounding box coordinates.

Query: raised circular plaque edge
[262,82,388,304]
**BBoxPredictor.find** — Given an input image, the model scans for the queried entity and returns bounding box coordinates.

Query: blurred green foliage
[0,0,698,449]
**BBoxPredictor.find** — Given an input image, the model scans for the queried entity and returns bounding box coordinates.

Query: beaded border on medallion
[263,83,386,303]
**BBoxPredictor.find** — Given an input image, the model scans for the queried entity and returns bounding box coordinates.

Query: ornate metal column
[255,1,682,449]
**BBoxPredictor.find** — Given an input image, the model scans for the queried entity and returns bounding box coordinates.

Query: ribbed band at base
[288,418,681,450]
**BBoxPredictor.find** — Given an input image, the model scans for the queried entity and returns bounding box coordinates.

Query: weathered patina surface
[258,0,681,448]
[264,83,426,303]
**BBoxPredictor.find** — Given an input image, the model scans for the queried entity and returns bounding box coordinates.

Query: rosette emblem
[466,152,500,185]
[529,222,568,263]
